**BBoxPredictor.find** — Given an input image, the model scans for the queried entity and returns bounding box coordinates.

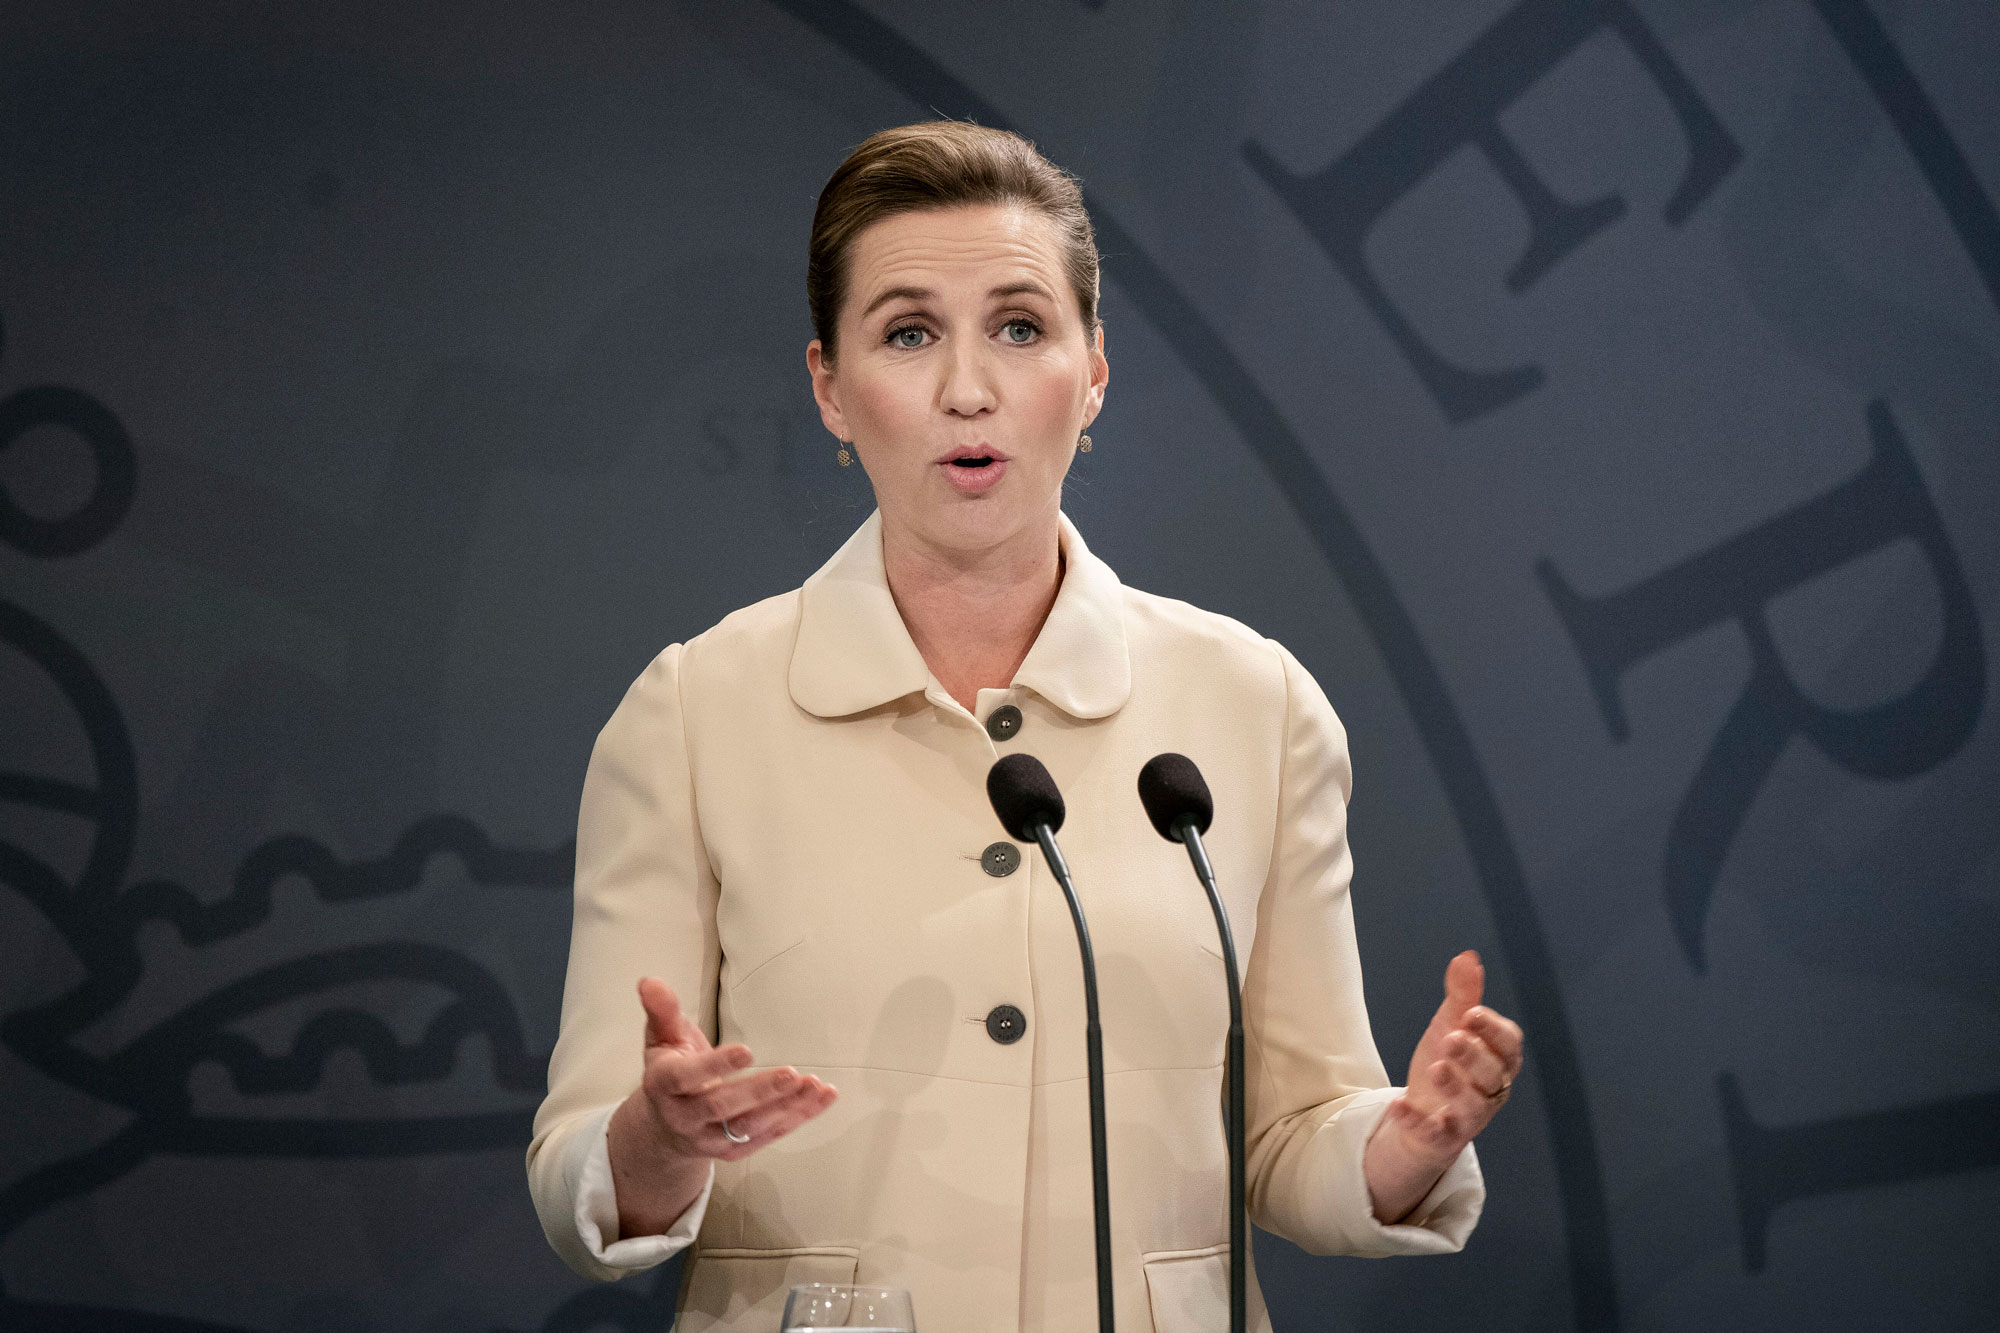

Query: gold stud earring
[1077,432,1092,453]
[836,440,854,467]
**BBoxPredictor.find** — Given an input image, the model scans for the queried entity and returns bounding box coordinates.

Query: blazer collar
[789,509,1132,721]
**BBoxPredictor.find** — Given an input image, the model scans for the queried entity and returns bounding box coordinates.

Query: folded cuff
[1311,1085,1485,1256]
[569,1101,715,1273]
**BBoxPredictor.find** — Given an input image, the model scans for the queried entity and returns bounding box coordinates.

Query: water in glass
[779,1282,914,1332]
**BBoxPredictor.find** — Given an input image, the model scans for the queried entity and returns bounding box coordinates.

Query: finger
[1464,1007,1524,1072]
[646,1042,755,1098]
[1403,1058,1462,1122]
[1436,950,1484,1026]
[726,1071,838,1126]
[1386,1094,1444,1142]
[1429,1099,1473,1149]
[1382,1095,1473,1166]
[637,977,688,1049]
[1444,1029,1509,1096]
[1434,1054,1507,1134]
[1380,1095,1423,1140]
[1400,1065,1442,1116]
[680,1067,817,1127]
[1395,1093,1469,1155]
[710,1080,838,1161]
[1433,1058,1497,1122]
[1404,1039,1462,1113]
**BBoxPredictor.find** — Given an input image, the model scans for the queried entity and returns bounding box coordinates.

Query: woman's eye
[888,325,927,348]
[1002,319,1039,344]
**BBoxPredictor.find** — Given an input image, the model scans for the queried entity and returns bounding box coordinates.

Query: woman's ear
[807,339,848,440]
[1082,323,1109,427]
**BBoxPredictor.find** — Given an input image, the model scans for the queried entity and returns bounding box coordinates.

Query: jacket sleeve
[1240,641,1484,1257]
[526,642,724,1279]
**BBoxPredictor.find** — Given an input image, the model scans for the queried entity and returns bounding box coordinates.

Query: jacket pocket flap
[1142,1243,1229,1333]
[682,1245,861,1331]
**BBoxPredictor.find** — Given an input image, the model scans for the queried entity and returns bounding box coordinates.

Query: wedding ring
[721,1118,752,1144]
[1484,1080,1512,1102]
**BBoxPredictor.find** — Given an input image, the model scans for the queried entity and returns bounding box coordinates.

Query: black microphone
[987,754,1114,1333]
[1137,753,1244,1333]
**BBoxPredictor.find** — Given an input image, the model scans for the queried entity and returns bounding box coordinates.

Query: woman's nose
[936,342,997,417]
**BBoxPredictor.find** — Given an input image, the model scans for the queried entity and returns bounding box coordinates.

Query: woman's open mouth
[938,448,1009,493]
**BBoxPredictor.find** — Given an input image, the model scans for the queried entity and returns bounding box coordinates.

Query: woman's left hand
[1363,949,1524,1223]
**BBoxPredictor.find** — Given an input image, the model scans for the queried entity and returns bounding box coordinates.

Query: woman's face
[807,203,1108,559]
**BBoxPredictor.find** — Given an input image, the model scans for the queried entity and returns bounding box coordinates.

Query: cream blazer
[528,511,1483,1332]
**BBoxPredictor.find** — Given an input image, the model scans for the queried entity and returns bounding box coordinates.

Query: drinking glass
[779,1283,915,1332]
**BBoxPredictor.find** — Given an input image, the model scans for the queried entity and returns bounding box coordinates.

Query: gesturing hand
[631,977,837,1160]
[1364,950,1524,1223]
[608,977,837,1237]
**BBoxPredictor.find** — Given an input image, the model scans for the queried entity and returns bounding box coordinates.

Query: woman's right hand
[607,976,838,1237]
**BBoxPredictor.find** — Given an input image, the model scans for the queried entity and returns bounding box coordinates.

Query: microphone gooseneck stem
[1032,821,1115,1333]
[1176,817,1245,1333]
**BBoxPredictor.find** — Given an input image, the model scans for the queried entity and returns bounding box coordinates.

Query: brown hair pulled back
[808,121,1100,362]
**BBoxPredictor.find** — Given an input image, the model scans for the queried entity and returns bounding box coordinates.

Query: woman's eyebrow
[859,281,1055,320]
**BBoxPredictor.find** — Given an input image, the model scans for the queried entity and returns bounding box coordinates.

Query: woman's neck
[881,514,1064,715]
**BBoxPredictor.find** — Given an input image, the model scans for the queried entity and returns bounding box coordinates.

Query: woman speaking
[527,121,1524,1332]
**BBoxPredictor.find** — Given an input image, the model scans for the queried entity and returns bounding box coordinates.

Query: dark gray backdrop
[2,1,1994,1330]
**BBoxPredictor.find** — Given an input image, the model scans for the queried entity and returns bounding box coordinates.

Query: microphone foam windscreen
[1138,752,1214,840]
[987,753,1066,840]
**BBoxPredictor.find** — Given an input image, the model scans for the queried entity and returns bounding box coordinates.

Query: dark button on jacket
[985,1004,1026,1044]
[981,841,1021,877]
[985,704,1023,741]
